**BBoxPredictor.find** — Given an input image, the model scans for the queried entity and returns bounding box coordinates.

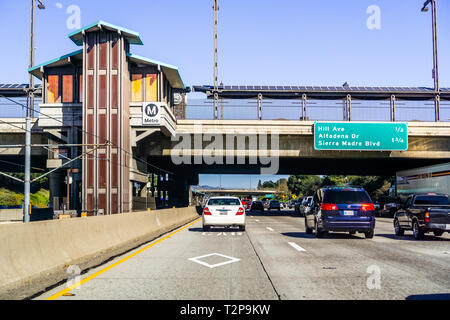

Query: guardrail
[185,98,450,122]
[0,97,40,119]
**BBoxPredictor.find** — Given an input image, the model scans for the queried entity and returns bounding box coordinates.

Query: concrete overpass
[192,188,277,196]
[135,119,450,176]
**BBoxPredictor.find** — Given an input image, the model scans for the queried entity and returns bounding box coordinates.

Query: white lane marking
[266,227,274,232]
[189,253,241,269]
[288,242,306,252]
[255,219,260,222]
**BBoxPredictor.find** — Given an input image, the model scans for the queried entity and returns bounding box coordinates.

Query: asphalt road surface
[36,209,450,300]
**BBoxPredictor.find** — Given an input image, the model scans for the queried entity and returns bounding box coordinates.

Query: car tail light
[425,212,430,223]
[321,203,338,211]
[236,207,245,215]
[203,207,211,215]
[360,203,375,211]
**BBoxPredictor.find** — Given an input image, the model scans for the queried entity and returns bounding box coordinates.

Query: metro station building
[29,21,190,215]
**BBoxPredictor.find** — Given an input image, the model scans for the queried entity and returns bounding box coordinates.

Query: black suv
[305,187,376,238]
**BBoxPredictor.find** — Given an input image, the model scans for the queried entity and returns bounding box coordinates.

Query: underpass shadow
[406,293,450,300]
[377,234,450,242]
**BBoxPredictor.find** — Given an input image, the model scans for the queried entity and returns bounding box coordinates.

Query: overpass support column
[169,174,197,208]
[435,95,440,122]
[301,94,307,120]
[345,94,352,121]
[390,95,396,122]
[258,93,263,120]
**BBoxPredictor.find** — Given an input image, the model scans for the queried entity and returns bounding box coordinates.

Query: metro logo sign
[142,102,162,125]
[314,122,408,151]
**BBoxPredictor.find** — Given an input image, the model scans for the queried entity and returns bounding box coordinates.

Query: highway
[36,209,450,300]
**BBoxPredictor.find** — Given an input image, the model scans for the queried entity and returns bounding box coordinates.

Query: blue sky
[1,0,449,188]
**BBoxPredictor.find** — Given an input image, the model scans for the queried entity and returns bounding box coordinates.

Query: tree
[257,180,262,190]
[262,181,276,189]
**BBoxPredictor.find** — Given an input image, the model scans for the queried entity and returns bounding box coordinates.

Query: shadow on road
[282,231,365,240]
[377,234,450,242]
[188,227,242,233]
[281,232,315,239]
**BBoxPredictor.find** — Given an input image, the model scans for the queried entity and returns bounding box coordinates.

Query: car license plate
[220,212,227,215]
[343,210,354,216]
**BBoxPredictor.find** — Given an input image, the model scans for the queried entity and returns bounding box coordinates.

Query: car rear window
[207,198,241,206]
[323,190,371,204]
[414,195,450,205]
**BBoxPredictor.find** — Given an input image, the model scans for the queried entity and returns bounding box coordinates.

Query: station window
[62,75,73,103]
[146,74,157,101]
[47,75,59,103]
[131,74,143,102]
[131,73,158,102]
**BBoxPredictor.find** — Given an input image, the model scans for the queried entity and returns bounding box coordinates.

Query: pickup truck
[394,193,450,240]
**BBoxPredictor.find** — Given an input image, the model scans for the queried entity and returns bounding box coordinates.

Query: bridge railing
[185,98,450,122]
[0,97,40,118]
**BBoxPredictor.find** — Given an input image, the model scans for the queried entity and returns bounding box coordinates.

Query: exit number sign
[314,122,408,151]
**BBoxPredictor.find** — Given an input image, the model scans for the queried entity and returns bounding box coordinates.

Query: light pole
[421,0,440,121]
[24,0,45,222]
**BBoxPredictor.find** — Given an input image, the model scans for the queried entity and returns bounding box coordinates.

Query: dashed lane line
[288,242,307,252]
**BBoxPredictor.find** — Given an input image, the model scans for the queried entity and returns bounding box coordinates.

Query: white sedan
[202,196,246,231]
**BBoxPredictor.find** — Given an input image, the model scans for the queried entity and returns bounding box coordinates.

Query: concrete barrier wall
[0,207,199,299]
[0,209,22,222]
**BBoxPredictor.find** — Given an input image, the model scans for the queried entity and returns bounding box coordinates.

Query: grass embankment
[0,188,49,208]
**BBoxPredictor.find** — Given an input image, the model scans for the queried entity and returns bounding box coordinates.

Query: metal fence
[185,98,450,122]
[0,97,40,118]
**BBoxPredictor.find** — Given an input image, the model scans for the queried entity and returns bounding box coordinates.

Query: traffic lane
[36,218,278,300]
[246,211,450,300]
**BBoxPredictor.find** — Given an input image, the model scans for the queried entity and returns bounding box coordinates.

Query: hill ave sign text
[314,122,408,151]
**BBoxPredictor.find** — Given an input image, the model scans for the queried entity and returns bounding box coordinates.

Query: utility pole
[421,0,440,121]
[25,0,45,222]
[213,0,219,120]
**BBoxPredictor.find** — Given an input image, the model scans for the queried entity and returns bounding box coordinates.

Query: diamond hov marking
[188,253,241,269]
[288,242,306,252]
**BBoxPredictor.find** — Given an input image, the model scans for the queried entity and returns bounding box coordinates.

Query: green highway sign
[314,122,408,151]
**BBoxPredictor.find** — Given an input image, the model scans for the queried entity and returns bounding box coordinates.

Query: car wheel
[315,220,325,238]
[433,230,444,237]
[412,220,424,240]
[305,218,313,234]
[394,219,404,236]
[364,229,374,239]
[203,225,210,232]
[239,225,246,232]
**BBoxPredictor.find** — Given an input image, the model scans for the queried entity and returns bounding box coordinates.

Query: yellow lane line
[45,218,201,300]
